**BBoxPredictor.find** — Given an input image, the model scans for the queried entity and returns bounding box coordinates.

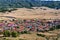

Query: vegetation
[3,30,11,37]
[23,30,31,34]
[20,30,31,34]
[19,30,31,34]
[16,26,20,28]
[37,33,45,37]
[56,25,60,29]
[3,30,19,37]
[19,39,26,40]
[49,27,54,31]
[1,37,26,40]
[11,31,19,37]
[0,7,17,13]
[0,1,60,12]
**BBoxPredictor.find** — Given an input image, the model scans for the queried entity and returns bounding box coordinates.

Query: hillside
[0,1,60,12]
[0,7,60,20]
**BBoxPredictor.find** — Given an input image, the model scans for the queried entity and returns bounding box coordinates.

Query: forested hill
[0,0,60,8]
[0,0,60,12]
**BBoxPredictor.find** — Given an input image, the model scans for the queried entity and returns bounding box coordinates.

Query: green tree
[11,31,19,37]
[3,30,11,37]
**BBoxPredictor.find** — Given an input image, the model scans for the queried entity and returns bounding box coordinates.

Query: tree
[3,30,11,37]
[11,31,19,37]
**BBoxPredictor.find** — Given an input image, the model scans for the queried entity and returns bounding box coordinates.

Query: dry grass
[0,30,60,40]
[0,7,60,20]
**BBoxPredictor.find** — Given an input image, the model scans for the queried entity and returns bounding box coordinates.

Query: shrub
[24,31,27,34]
[56,25,60,29]
[20,31,31,34]
[49,27,54,31]
[37,34,45,37]
[24,31,31,34]
[20,31,24,34]
[16,26,20,28]
[19,39,26,40]
[3,30,11,37]
[11,31,19,37]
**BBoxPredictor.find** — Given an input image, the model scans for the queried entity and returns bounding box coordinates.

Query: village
[0,18,60,40]
[0,19,60,32]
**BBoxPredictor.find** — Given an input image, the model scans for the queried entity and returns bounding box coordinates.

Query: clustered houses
[0,19,60,32]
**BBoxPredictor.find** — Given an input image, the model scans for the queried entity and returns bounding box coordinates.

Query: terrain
[0,1,60,12]
[0,0,60,40]
[0,7,60,20]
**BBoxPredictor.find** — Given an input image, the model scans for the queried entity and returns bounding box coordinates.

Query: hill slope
[0,7,60,20]
[0,0,60,9]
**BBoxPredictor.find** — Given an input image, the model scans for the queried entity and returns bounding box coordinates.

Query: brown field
[0,7,60,20]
